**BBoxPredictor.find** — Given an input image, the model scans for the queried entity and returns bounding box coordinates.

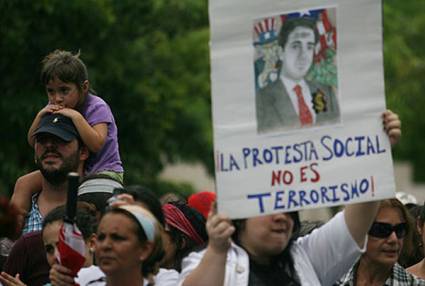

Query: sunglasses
[368,222,408,239]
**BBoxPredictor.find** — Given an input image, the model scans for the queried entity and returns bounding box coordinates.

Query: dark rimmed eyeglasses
[368,222,407,239]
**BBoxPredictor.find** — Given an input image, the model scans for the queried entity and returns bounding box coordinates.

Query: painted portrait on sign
[254,8,340,134]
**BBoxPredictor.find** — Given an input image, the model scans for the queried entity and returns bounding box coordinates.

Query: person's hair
[125,185,165,227]
[278,17,319,49]
[404,203,425,266]
[378,199,418,267]
[42,202,98,240]
[106,207,164,279]
[232,211,301,285]
[163,201,208,272]
[40,49,93,108]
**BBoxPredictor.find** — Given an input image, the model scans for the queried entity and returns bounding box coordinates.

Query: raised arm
[344,201,380,247]
[181,209,235,286]
[11,170,43,230]
[345,109,401,247]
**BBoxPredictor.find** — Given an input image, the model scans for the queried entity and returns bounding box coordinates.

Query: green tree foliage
[0,0,211,195]
[383,1,425,181]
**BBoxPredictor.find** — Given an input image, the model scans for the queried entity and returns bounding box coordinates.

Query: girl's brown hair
[40,49,90,108]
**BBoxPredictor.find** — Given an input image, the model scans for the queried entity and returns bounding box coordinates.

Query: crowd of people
[0,47,423,286]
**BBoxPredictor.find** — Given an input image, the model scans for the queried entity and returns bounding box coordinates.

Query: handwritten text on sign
[216,134,384,213]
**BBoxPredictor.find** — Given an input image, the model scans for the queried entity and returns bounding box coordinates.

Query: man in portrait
[256,15,340,134]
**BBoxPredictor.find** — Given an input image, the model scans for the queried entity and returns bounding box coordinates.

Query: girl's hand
[0,272,26,286]
[38,104,62,118]
[53,107,81,120]
[206,204,235,254]
[382,110,401,146]
[49,264,75,286]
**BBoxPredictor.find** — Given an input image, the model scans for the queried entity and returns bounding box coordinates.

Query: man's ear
[79,145,89,161]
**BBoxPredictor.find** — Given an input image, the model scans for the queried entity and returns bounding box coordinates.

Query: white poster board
[210,0,395,219]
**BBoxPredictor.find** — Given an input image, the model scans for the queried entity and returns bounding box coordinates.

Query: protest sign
[210,0,395,218]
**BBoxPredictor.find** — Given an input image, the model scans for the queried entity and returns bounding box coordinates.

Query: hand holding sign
[206,203,235,254]
[383,110,401,146]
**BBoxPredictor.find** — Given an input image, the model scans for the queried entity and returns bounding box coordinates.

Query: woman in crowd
[335,198,425,285]
[73,204,166,286]
[396,192,423,268]
[161,201,208,271]
[44,204,98,269]
[177,111,402,286]
[0,203,97,286]
[51,189,178,286]
[408,202,425,279]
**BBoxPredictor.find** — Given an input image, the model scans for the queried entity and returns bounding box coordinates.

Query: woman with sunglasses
[335,198,425,285]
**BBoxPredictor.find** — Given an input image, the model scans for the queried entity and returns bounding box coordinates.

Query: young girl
[11,49,124,221]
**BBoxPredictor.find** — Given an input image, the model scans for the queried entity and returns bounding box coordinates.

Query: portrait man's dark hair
[278,17,319,49]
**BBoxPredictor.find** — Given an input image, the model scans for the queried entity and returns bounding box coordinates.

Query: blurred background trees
[0,0,424,196]
[0,0,211,197]
[383,1,425,182]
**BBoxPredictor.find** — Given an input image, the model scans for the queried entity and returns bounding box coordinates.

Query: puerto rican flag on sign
[57,221,86,278]
[57,172,86,281]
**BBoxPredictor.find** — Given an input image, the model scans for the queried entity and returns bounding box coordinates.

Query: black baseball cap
[33,114,80,142]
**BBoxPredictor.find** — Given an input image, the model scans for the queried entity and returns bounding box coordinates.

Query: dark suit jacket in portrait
[255,78,340,134]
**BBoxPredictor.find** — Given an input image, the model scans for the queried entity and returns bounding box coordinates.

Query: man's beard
[36,149,80,186]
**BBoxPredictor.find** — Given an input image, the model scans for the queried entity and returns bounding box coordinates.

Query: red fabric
[188,191,216,219]
[162,204,204,245]
[294,84,313,126]
[57,222,86,278]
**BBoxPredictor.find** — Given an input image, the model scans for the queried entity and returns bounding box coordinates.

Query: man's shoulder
[306,79,334,94]
[258,79,285,95]
[257,79,290,106]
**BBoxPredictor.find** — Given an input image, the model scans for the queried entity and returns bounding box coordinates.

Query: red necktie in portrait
[294,84,313,126]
